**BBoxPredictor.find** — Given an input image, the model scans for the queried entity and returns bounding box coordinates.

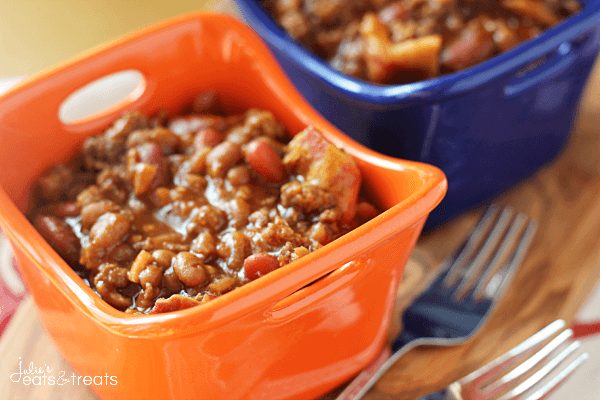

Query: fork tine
[497,340,582,400]
[473,218,537,300]
[524,352,589,400]
[442,204,502,287]
[456,320,566,392]
[483,328,574,398]
[455,210,525,298]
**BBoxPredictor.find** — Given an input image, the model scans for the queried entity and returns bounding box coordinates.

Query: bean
[194,128,223,151]
[50,202,81,218]
[139,265,164,287]
[173,252,207,287]
[191,232,216,258]
[152,249,176,268]
[243,253,280,281]
[206,141,242,177]
[226,165,251,186]
[226,125,254,145]
[90,212,130,249]
[34,215,81,264]
[245,139,287,183]
[76,185,102,206]
[255,136,287,157]
[163,266,183,292]
[128,250,154,283]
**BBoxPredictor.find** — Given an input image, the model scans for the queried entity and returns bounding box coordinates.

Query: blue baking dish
[233,0,600,227]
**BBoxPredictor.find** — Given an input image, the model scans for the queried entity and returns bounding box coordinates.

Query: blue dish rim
[236,0,600,106]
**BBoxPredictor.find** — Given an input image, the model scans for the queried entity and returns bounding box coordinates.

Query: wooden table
[343,50,600,400]
[1,2,600,399]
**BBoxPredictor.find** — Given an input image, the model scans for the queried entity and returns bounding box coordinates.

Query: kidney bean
[90,212,130,249]
[173,252,207,287]
[244,253,280,281]
[34,215,81,265]
[245,139,287,183]
[254,136,287,157]
[194,128,223,151]
[206,141,242,177]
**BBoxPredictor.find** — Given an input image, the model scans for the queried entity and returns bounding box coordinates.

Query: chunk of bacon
[283,127,361,222]
[360,13,442,84]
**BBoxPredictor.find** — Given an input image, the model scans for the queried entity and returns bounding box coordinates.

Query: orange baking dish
[0,13,446,400]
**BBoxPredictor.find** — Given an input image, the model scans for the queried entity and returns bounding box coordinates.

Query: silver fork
[443,319,589,400]
[336,205,538,400]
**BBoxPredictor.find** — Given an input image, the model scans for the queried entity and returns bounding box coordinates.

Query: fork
[335,204,538,400]
[423,319,589,400]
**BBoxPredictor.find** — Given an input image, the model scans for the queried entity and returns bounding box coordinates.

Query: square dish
[0,13,446,400]
[234,0,600,227]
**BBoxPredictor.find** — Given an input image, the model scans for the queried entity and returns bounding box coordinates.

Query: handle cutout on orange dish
[58,70,145,124]
[268,259,364,321]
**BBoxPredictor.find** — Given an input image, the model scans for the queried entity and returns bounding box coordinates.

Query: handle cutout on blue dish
[58,70,145,124]
[504,41,579,97]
